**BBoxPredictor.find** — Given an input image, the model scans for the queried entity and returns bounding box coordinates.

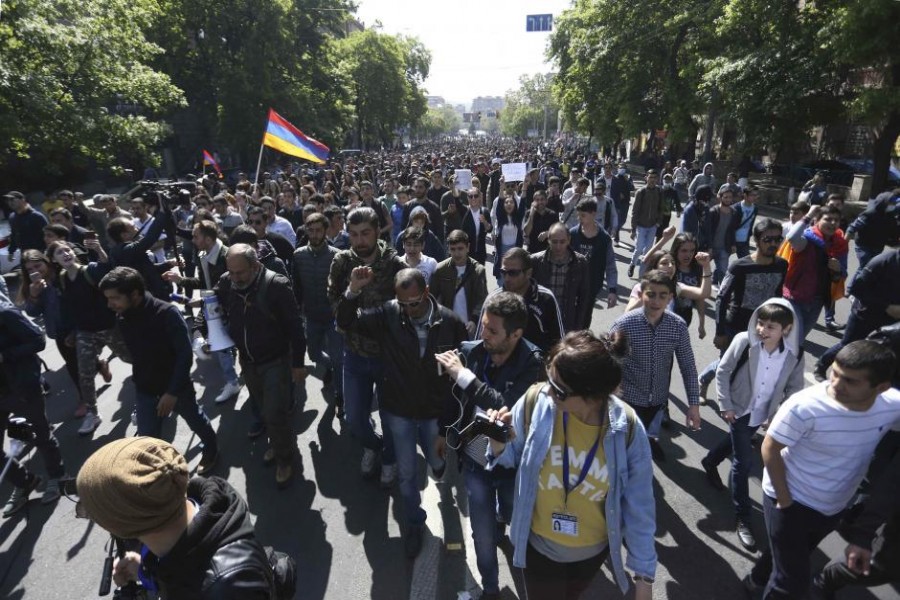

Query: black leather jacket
[143,477,274,600]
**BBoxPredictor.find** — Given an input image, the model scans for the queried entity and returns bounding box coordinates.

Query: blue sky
[354,0,572,107]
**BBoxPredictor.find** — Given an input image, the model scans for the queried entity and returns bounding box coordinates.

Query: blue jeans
[464,458,515,594]
[135,387,218,456]
[305,317,344,397]
[342,350,395,465]
[631,225,657,272]
[789,297,825,341]
[381,411,442,526]
[750,495,842,599]
[705,414,759,518]
[711,246,731,285]
[214,348,239,385]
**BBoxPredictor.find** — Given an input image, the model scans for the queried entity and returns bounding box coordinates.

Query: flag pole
[252,142,265,195]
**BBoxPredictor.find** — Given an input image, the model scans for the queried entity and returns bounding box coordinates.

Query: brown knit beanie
[76,437,189,539]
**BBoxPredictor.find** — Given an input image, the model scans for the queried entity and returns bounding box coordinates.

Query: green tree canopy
[500,73,558,139]
[0,0,185,179]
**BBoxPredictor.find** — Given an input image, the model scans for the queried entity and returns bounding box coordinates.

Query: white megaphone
[201,291,235,352]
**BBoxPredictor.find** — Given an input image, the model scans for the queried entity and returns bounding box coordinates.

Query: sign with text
[501,162,527,182]
[526,14,552,32]
[454,169,473,190]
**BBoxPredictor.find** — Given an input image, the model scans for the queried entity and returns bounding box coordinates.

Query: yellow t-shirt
[531,410,609,548]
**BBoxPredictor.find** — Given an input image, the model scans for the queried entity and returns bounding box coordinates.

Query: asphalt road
[1,201,898,600]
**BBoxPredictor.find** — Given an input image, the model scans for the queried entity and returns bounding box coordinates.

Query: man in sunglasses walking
[336,267,468,558]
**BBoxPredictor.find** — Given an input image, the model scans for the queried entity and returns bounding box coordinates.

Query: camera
[136,180,196,209]
[471,413,509,443]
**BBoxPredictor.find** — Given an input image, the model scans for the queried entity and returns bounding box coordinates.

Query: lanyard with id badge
[551,412,601,538]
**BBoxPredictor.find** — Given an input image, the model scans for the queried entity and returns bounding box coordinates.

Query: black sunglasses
[546,375,570,403]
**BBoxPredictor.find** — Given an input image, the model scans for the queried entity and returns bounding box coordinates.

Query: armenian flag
[262,109,330,164]
[202,149,222,175]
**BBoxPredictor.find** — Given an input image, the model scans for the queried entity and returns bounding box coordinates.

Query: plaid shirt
[610,309,700,408]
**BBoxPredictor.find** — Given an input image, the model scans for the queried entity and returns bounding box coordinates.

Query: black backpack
[264,546,297,600]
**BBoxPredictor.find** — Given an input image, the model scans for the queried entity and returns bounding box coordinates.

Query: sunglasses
[760,235,784,244]
[499,268,524,277]
[397,293,425,308]
[467,193,480,199]
[546,375,570,403]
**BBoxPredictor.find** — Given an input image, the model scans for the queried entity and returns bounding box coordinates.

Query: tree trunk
[871,110,900,196]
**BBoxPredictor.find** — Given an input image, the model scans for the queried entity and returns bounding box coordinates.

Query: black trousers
[523,542,609,600]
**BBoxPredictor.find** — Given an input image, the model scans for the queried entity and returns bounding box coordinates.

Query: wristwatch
[633,574,655,585]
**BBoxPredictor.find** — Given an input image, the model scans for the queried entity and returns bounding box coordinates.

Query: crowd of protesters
[1,139,899,600]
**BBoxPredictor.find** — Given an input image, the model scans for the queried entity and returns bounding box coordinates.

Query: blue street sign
[526,14,553,32]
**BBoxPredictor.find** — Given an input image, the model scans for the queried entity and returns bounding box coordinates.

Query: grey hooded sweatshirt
[714,298,805,423]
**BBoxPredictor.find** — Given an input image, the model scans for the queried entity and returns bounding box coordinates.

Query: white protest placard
[501,162,527,182]
[454,169,473,191]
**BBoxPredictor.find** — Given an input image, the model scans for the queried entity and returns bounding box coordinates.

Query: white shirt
[199,239,223,290]
[401,254,437,283]
[762,382,900,515]
[133,215,166,263]
[746,342,787,426]
[452,264,468,323]
[267,215,297,247]
[469,207,481,239]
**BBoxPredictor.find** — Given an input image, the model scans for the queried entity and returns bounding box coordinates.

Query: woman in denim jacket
[485,330,657,599]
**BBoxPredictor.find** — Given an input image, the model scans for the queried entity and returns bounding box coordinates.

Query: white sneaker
[214,381,242,404]
[380,463,397,489]
[361,448,377,478]
[78,412,102,435]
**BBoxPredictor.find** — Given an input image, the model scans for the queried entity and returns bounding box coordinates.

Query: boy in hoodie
[699,299,805,551]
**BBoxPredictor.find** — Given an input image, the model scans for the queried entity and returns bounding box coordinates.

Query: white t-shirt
[452,265,468,323]
[402,254,437,284]
[762,382,900,515]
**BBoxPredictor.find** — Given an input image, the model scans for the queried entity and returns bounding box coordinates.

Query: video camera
[135,180,196,210]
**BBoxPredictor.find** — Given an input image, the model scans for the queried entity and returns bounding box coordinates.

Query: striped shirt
[763,383,900,515]
[610,309,700,408]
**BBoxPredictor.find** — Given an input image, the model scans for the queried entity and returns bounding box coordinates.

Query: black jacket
[145,477,274,600]
[476,281,564,352]
[429,257,488,325]
[109,210,170,299]
[701,205,741,250]
[441,338,542,434]
[530,249,593,332]
[0,305,45,397]
[117,293,192,396]
[336,294,468,419]
[9,208,48,254]
[183,242,228,291]
[847,190,900,251]
[209,268,306,367]
[460,206,492,264]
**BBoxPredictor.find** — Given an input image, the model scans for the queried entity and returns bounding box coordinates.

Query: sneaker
[41,478,61,505]
[404,525,423,559]
[701,456,726,491]
[361,448,377,478]
[813,364,828,382]
[627,264,635,278]
[98,358,112,383]
[698,376,711,401]
[73,403,89,419]
[214,381,241,404]
[276,463,293,489]
[247,421,266,439]
[78,412,102,436]
[263,447,276,466]
[380,463,397,488]
[825,320,846,332]
[736,519,757,551]
[197,450,218,476]
[3,476,42,517]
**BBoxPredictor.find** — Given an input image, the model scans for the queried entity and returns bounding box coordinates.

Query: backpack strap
[253,269,277,322]
[522,382,543,435]
[729,343,751,386]
[620,402,637,447]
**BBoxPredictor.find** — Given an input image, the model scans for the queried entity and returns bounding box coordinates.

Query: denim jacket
[487,388,657,592]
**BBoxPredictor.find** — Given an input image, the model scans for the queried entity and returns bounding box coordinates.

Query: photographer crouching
[76,437,276,599]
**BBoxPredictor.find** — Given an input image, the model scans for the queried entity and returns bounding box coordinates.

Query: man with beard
[327,207,407,485]
[523,190,559,254]
[205,244,306,488]
[435,292,542,600]
[246,206,294,263]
